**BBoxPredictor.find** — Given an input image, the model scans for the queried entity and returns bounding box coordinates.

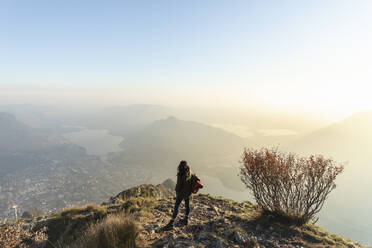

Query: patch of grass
[59,204,107,218]
[137,210,155,223]
[43,198,153,246]
[297,223,355,247]
[44,204,108,245]
[254,208,309,226]
[229,206,258,220]
[229,207,358,248]
[21,208,44,219]
[70,213,139,248]
[120,197,155,213]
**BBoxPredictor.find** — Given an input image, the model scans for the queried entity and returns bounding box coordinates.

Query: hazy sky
[1,1,372,120]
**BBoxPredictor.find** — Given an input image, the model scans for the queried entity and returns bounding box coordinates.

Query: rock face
[0,181,364,248]
[108,179,176,204]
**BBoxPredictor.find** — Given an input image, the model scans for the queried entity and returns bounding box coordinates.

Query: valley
[1,107,372,245]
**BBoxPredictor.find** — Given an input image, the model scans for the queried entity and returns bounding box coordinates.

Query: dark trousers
[172,196,190,219]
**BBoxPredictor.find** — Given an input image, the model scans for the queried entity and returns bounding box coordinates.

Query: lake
[200,175,254,202]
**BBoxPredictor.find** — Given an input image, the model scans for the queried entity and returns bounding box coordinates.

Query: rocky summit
[0,180,364,248]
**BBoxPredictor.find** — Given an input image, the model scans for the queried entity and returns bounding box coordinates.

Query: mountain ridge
[0,180,364,248]
[122,116,246,172]
[0,112,48,153]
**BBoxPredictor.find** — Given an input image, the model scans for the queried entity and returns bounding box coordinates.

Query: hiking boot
[163,219,174,231]
[180,216,188,226]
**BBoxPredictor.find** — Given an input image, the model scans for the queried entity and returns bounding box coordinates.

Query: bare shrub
[240,147,344,224]
[71,213,139,248]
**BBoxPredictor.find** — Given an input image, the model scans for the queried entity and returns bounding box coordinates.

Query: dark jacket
[175,169,193,199]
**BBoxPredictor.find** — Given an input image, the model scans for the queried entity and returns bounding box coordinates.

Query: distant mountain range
[0,112,49,153]
[289,111,372,160]
[122,116,247,171]
[0,104,174,135]
[286,111,372,244]
[0,103,327,136]
[76,104,175,136]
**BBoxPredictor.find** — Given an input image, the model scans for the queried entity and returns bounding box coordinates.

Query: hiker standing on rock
[164,160,193,229]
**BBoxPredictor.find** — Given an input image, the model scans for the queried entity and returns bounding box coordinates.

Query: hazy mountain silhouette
[122,116,247,173]
[76,104,174,135]
[289,111,372,160]
[0,104,61,130]
[286,111,372,244]
[0,112,48,153]
[0,104,173,135]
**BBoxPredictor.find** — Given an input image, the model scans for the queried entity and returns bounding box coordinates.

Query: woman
[164,160,193,229]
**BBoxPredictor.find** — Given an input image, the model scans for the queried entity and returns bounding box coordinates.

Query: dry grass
[46,204,108,245]
[58,204,107,218]
[120,197,156,213]
[67,212,139,248]
[296,223,363,248]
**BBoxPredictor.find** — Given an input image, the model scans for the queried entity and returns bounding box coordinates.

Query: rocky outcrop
[0,181,364,248]
[108,179,176,204]
[138,194,362,248]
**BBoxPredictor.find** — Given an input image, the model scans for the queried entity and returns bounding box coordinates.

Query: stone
[197,232,209,240]
[213,206,220,215]
[215,239,227,248]
[233,231,248,245]
[175,244,194,248]
[256,224,262,231]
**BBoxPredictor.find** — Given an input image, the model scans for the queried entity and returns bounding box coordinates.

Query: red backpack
[191,174,203,194]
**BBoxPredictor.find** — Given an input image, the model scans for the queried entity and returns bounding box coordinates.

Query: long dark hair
[177,160,190,176]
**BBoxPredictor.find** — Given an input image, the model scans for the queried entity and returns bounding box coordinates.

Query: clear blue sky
[1,1,372,119]
[1,1,318,82]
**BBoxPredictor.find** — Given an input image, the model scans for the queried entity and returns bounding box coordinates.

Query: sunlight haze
[1,1,372,245]
[2,1,372,121]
